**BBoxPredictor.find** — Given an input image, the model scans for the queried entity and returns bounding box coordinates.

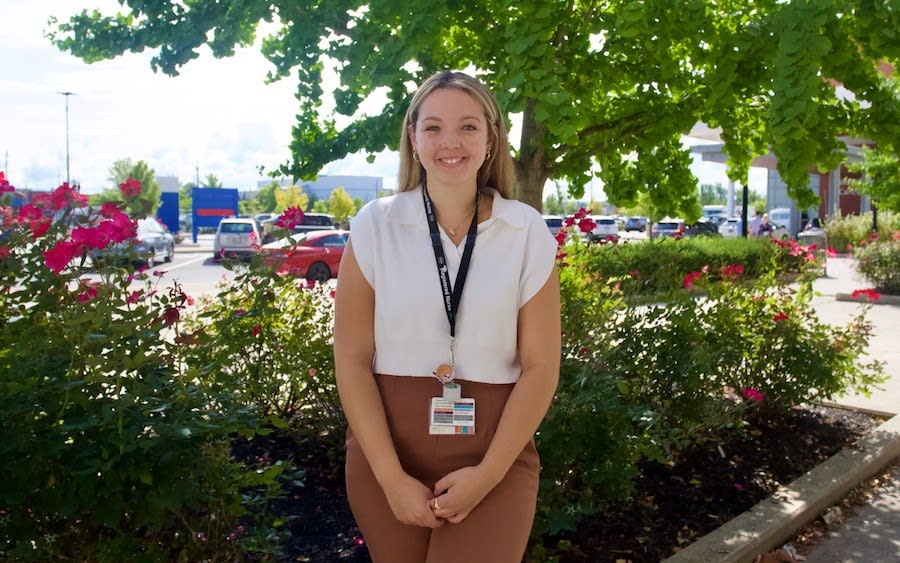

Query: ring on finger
[432,498,441,511]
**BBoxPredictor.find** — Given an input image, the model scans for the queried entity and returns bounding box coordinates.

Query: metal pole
[741,184,749,237]
[59,91,75,186]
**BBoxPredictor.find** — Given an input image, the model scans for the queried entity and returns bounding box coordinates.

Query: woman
[756,213,773,237]
[333,71,560,563]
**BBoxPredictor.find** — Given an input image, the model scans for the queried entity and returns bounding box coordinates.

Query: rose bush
[820,210,899,254]
[533,211,884,537]
[0,175,283,560]
[854,233,900,295]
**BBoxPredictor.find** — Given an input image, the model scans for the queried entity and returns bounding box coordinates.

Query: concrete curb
[664,413,900,563]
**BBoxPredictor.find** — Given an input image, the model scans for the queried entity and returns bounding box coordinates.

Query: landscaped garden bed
[0,185,889,561]
[237,403,880,562]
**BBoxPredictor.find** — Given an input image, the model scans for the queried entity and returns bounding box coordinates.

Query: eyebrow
[420,114,484,123]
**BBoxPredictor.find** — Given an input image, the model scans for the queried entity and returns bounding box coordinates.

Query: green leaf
[48,0,900,215]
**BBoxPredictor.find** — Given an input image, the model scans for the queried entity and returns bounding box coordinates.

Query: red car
[261,230,349,281]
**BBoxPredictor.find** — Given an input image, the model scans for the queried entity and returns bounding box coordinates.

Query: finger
[433,475,454,495]
[447,511,470,524]
[422,511,445,528]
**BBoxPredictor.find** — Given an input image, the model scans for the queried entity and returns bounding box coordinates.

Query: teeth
[441,157,462,164]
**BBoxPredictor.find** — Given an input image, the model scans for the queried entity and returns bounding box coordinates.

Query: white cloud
[0,0,315,193]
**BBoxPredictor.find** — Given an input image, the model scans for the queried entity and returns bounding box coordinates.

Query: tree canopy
[50,1,900,214]
[201,174,223,188]
[847,146,900,213]
[327,187,356,223]
[274,185,308,212]
[99,158,162,217]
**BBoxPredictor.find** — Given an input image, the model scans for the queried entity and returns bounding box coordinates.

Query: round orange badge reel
[433,363,454,384]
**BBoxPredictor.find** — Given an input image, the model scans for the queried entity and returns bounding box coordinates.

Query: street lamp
[58,91,75,186]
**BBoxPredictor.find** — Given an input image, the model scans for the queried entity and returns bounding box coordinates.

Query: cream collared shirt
[349,187,557,384]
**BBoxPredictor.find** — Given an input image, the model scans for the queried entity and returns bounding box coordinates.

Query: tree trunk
[514,101,550,212]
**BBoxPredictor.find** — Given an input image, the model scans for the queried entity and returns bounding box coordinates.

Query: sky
[0,0,765,199]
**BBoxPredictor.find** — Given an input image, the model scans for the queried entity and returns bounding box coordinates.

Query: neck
[425,183,479,229]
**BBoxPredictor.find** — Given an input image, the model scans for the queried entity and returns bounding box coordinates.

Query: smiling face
[408,87,492,192]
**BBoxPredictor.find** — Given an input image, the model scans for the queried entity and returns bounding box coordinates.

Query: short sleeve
[518,208,558,308]
[348,200,377,288]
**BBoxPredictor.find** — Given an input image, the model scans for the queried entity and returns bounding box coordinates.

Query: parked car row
[212,215,346,281]
[542,214,625,243]
[540,211,796,242]
[651,218,721,239]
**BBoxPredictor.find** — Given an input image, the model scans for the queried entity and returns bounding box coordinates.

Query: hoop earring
[412,150,419,162]
[485,151,491,160]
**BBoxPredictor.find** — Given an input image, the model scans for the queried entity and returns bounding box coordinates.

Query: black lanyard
[422,185,479,340]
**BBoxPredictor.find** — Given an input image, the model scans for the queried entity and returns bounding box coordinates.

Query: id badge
[429,384,475,435]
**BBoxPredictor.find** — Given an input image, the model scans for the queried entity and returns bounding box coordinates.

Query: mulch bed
[235,404,881,562]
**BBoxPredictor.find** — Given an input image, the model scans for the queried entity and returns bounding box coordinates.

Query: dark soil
[235,405,880,562]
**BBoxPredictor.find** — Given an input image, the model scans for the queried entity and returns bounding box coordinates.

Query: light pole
[59,91,75,186]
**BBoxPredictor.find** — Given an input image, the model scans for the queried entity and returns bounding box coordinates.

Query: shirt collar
[387,186,526,230]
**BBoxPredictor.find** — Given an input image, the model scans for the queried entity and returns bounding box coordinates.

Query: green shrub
[854,236,900,294]
[534,273,642,535]
[182,257,344,450]
[0,181,279,561]
[534,230,884,538]
[563,236,808,299]
[824,211,900,253]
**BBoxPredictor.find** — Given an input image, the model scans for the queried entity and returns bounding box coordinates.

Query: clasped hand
[384,466,499,527]
[428,465,498,525]
[382,472,445,528]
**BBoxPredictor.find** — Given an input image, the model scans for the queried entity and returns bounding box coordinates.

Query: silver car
[588,216,620,243]
[213,217,264,259]
[91,217,175,267]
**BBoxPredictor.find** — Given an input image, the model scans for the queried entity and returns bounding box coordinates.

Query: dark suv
[624,216,648,232]
[684,220,721,238]
[291,213,336,234]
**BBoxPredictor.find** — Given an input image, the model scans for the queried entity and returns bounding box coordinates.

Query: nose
[440,130,462,149]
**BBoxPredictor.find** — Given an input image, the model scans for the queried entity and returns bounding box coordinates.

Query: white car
[587,215,620,243]
[719,218,743,238]
[213,217,264,259]
[719,217,790,240]
[768,208,794,238]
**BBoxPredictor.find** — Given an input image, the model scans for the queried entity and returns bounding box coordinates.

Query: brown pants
[345,374,540,563]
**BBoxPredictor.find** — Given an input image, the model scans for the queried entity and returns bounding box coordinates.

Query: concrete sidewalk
[804,462,900,563]
[175,233,214,254]
[667,256,900,563]
[800,257,900,563]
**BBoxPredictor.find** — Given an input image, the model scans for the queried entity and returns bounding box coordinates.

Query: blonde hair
[397,71,515,199]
